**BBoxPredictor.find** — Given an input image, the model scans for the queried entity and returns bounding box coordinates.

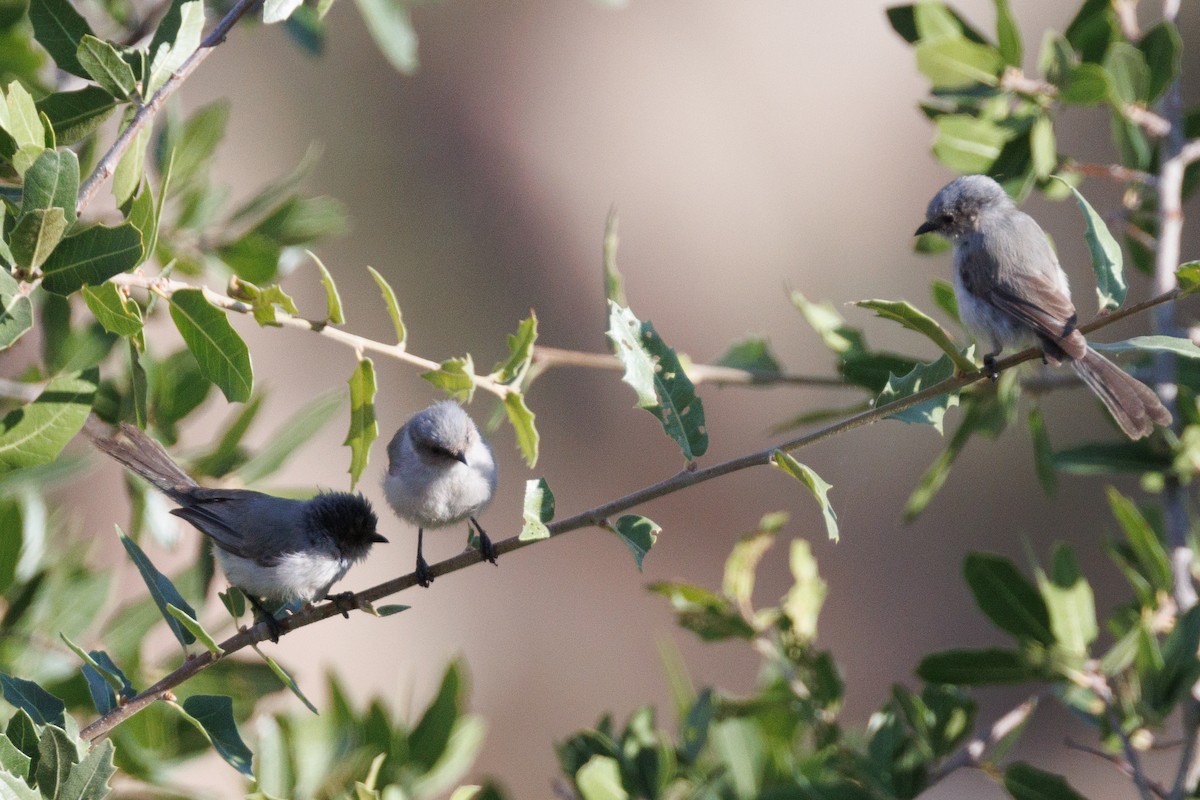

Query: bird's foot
[471,517,498,566]
[416,554,434,588]
[982,353,1000,382]
[328,591,359,619]
[246,594,284,643]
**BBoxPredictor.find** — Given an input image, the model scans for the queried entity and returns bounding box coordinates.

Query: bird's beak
[370,532,389,544]
[915,220,939,236]
[452,451,469,466]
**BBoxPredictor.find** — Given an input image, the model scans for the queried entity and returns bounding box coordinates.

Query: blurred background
[66,0,1200,796]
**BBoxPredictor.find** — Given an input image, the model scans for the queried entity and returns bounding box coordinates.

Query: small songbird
[383,401,498,587]
[916,174,1171,439]
[90,422,387,639]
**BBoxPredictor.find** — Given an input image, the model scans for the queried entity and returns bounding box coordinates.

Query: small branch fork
[78,286,1183,743]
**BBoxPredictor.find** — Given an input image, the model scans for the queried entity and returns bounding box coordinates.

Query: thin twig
[1062,161,1158,187]
[929,698,1038,783]
[1065,739,1168,798]
[78,286,1182,743]
[75,0,264,218]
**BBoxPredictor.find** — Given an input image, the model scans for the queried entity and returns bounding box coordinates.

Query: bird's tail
[1071,348,1172,439]
[86,420,198,500]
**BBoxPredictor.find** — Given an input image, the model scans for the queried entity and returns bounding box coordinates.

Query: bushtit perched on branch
[916,175,1171,439]
[384,401,498,587]
[90,422,386,639]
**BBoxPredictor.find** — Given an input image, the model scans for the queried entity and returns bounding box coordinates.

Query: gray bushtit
[383,401,498,587]
[916,175,1171,439]
[90,422,386,639]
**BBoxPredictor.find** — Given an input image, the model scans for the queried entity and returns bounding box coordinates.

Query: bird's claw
[982,354,1000,382]
[416,555,434,588]
[328,591,359,619]
[471,517,498,566]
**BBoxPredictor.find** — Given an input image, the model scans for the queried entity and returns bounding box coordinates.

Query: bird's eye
[939,213,954,226]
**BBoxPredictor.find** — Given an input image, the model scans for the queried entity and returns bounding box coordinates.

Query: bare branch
[930,698,1038,782]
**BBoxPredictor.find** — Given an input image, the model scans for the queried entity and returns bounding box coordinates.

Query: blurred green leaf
[878,354,960,433]
[177,695,254,776]
[162,99,228,198]
[915,36,1003,89]
[118,525,198,648]
[0,266,31,351]
[77,35,137,100]
[1028,406,1056,495]
[722,512,784,611]
[1138,21,1181,103]
[264,0,303,23]
[1065,0,1117,64]
[1030,115,1056,178]
[503,391,538,467]
[782,538,826,640]
[930,279,959,323]
[1103,41,1149,106]
[0,771,38,800]
[0,674,66,726]
[964,553,1053,645]
[714,336,782,376]
[422,355,476,402]
[612,515,659,571]
[310,250,345,324]
[353,0,419,73]
[1005,762,1086,800]
[37,87,117,146]
[770,450,838,542]
[886,4,989,45]
[254,648,318,715]
[1052,440,1171,475]
[0,733,30,780]
[27,0,94,79]
[148,348,212,443]
[10,207,67,271]
[854,299,975,372]
[917,648,1039,684]
[491,312,537,385]
[1178,261,1200,295]
[147,0,203,95]
[1059,63,1110,105]
[607,302,708,460]
[1052,177,1125,311]
[82,282,143,338]
[21,148,79,225]
[238,390,343,484]
[367,266,405,345]
[344,357,377,489]
[0,369,96,473]
[410,661,464,769]
[932,115,1010,173]
[1106,487,1172,593]
[1036,545,1096,658]
[169,288,254,403]
[603,206,625,305]
[993,0,1020,67]
[577,755,627,800]
[1091,335,1200,359]
[39,222,143,295]
[113,118,150,207]
[519,478,555,541]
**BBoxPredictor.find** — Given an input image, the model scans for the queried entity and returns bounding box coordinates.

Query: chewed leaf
[421,355,476,402]
[613,515,659,571]
[310,250,345,324]
[503,391,538,467]
[853,299,975,373]
[603,207,626,305]
[770,451,839,542]
[344,358,378,489]
[519,478,554,541]
[607,302,708,460]
[491,312,537,385]
[877,353,961,434]
[1052,176,1126,311]
[367,266,405,345]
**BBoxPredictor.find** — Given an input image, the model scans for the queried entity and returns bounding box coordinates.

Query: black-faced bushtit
[90,422,386,638]
[383,401,498,587]
[916,175,1171,439]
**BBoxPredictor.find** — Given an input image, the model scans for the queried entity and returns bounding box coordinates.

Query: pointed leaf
[877,354,960,433]
[1036,545,1097,657]
[82,282,143,338]
[612,515,659,571]
[519,478,554,541]
[147,1,204,94]
[166,604,224,655]
[421,354,476,401]
[0,675,65,727]
[27,0,95,79]
[10,207,67,271]
[0,270,32,351]
[343,357,377,489]
[1106,487,1172,592]
[0,369,97,474]
[353,0,419,73]
[59,738,115,800]
[770,450,838,541]
[117,526,197,647]
[491,312,537,385]
[310,251,344,324]
[39,222,143,294]
[35,724,78,797]
[0,735,31,781]
[76,35,137,100]
[854,299,976,372]
[994,0,1022,67]
[366,266,405,345]
[169,288,253,402]
[503,391,538,467]
[1091,335,1200,359]
[964,553,1053,644]
[1139,22,1181,103]
[21,148,79,225]
[918,648,1040,684]
[1005,762,1086,800]
[1052,177,1125,311]
[177,695,254,776]
[253,647,318,714]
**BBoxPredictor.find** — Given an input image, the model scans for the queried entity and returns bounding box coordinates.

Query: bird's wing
[170,489,295,562]
[171,502,252,559]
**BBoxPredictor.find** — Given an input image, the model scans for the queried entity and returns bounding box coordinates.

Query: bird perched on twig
[383,401,498,587]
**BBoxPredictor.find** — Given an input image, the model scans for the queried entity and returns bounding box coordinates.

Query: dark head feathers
[304,492,387,554]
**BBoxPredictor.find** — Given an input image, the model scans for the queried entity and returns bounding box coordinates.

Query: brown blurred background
[70,0,1200,796]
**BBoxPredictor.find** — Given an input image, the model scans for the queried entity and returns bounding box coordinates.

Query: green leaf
[933,114,1011,173]
[1065,0,1117,63]
[1052,440,1171,475]
[36,87,117,146]
[169,288,254,403]
[993,0,1021,67]
[254,648,318,714]
[915,36,1003,89]
[353,0,419,73]
[491,312,537,385]
[163,100,228,194]
[1059,63,1110,105]
[237,390,343,484]
[886,4,989,44]
[603,207,625,305]
[81,650,133,717]
[781,538,826,640]
[147,0,204,95]
[721,512,784,609]
[82,282,143,338]
[0,81,44,155]
[1036,545,1097,657]
[1091,335,1200,359]
[503,391,539,467]
[263,0,303,23]
[0,772,38,800]
[59,738,115,800]
[1005,762,1086,800]
[367,266,405,345]
[117,525,198,648]
[76,35,138,100]
[770,450,838,542]
[1178,261,1200,295]
[0,269,32,351]
[10,207,67,271]
[27,0,95,79]
[0,674,66,726]
[649,581,754,641]
[519,478,555,541]
[35,724,77,798]
[1103,41,1149,106]
[310,250,345,324]
[1138,22,1181,103]
[421,355,476,402]
[1029,115,1056,178]
[343,357,377,489]
[854,299,975,372]
[917,648,1040,684]
[0,734,31,781]
[713,337,782,376]
[113,118,150,207]
[6,710,39,765]
[612,515,659,571]
[21,148,79,226]
[877,354,960,433]
[1028,406,1056,495]
[228,279,300,327]
[410,661,464,769]
[930,279,959,323]
[577,755,628,800]
[607,302,708,460]
[0,369,96,474]
[1106,487,1172,592]
[1051,177,1125,311]
[964,553,1053,645]
[166,604,224,655]
[177,695,254,776]
[39,222,143,295]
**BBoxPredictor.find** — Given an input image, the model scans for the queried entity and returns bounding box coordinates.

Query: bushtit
[384,401,498,587]
[916,174,1170,439]
[90,422,386,639]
